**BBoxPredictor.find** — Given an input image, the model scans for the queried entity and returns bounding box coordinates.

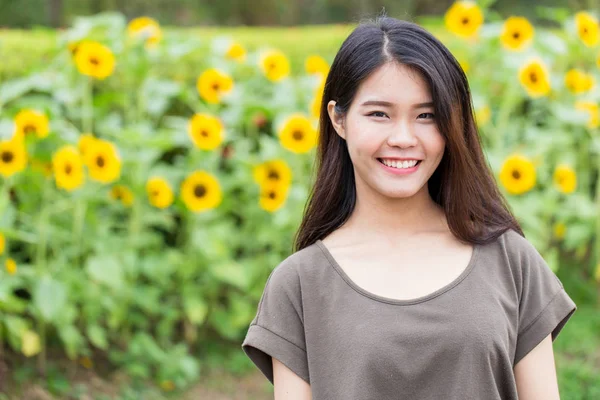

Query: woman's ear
[327,100,346,140]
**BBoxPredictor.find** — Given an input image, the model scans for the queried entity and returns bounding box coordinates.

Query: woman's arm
[514,333,561,400]
[273,357,312,399]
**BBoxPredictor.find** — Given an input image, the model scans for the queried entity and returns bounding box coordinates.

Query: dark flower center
[268,190,277,199]
[462,17,469,25]
[268,170,280,180]
[96,156,105,168]
[1,151,14,163]
[512,31,520,39]
[529,72,538,83]
[512,169,521,180]
[194,184,206,198]
[24,124,36,134]
[65,164,72,175]
[292,130,303,141]
[90,57,100,66]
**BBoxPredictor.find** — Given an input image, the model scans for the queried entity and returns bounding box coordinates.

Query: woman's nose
[385,121,418,148]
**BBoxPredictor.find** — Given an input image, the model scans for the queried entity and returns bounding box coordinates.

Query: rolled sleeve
[514,287,576,366]
[242,323,310,385]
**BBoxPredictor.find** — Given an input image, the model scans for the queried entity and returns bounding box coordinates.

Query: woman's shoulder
[269,240,328,281]
[486,228,559,283]
[493,228,542,259]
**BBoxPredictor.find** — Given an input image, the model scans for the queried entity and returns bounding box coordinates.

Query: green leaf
[183,297,208,325]
[87,324,108,350]
[86,255,124,289]
[4,315,27,348]
[209,261,251,290]
[33,277,67,322]
[58,325,84,360]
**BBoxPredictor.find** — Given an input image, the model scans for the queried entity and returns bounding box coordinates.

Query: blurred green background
[0,0,599,399]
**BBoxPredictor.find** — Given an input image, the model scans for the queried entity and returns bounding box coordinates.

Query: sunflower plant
[0,5,599,392]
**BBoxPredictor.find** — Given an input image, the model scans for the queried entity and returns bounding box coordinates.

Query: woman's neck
[342,184,448,241]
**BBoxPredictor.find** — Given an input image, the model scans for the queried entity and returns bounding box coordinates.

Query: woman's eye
[368,111,388,118]
[418,112,435,120]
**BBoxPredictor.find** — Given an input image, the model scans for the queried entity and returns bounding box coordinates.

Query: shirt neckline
[315,239,481,306]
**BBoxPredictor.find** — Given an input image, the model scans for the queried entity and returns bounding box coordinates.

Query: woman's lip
[377,159,421,174]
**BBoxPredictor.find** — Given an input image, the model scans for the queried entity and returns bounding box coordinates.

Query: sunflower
[78,133,97,157]
[310,78,326,120]
[0,232,5,255]
[196,68,234,104]
[180,171,222,213]
[83,138,121,184]
[109,185,134,207]
[499,154,536,195]
[74,41,116,80]
[52,145,85,192]
[564,69,595,94]
[0,137,28,177]
[187,113,225,150]
[444,1,484,40]
[575,101,599,129]
[5,258,16,275]
[553,164,577,194]
[259,182,289,213]
[305,55,329,77]
[458,58,470,74]
[13,109,49,140]
[253,159,292,187]
[146,177,174,209]
[226,42,247,62]
[575,11,599,47]
[475,104,491,126]
[279,113,318,153]
[68,40,83,56]
[500,16,534,51]
[127,16,162,47]
[21,330,41,357]
[553,222,566,239]
[518,58,551,98]
[259,49,291,82]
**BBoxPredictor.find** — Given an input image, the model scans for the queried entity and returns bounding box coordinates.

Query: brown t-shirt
[241,228,577,399]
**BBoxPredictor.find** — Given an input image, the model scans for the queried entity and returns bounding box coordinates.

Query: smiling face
[327,61,446,201]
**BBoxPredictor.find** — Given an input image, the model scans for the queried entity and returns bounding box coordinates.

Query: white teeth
[380,159,418,169]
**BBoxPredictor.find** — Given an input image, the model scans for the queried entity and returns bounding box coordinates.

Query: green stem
[35,183,50,274]
[494,81,520,151]
[35,180,51,377]
[37,320,46,377]
[128,197,142,249]
[72,195,87,266]
[595,157,600,271]
[83,77,94,133]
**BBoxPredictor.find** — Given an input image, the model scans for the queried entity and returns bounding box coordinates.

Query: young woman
[242,15,577,400]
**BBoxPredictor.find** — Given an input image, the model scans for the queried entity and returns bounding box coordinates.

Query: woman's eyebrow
[360,100,434,108]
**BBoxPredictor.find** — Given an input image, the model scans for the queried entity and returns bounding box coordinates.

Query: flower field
[0,1,599,397]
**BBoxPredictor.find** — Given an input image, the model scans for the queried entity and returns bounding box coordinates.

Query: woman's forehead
[354,63,431,107]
